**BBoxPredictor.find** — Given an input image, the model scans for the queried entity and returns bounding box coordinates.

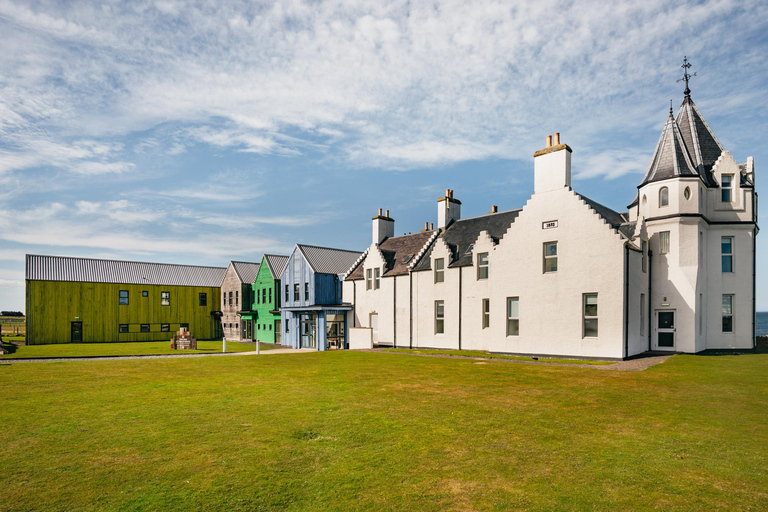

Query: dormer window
[659,187,669,207]
[721,175,733,202]
[465,244,474,254]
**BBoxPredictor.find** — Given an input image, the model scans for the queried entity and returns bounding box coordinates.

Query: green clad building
[247,254,288,345]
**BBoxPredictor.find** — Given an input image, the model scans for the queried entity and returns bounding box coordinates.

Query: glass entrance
[326,314,345,350]
[241,320,252,341]
[300,314,316,349]
[657,310,675,349]
[275,320,281,345]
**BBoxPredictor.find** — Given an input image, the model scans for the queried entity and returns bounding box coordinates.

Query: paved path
[0,347,311,363]
[365,350,672,371]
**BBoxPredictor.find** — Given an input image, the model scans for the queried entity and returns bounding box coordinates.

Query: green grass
[0,340,263,359]
[1,352,767,510]
[382,348,615,365]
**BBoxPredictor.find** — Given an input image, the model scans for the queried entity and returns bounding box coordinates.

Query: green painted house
[244,254,288,345]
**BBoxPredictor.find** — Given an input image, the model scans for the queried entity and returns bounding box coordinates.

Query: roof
[413,209,521,271]
[263,254,289,279]
[676,94,723,184]
[639,109,699,187]
[296,244,363,275]
[230,261,261,284]
[347,231,436,280]
[575,193,633,238]
[26,254,227,287]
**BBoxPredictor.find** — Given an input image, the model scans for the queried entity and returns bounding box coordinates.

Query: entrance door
[300,314,316,348]
[275,320,282,345]
[71,321,83,343]
[656,310,675,349]
[369,313,379,345]
[326,314,345,350]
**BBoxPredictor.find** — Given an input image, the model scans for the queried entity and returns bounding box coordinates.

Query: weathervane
[676,56,696,97]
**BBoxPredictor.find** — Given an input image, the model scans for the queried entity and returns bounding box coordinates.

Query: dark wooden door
[71,322,83,343]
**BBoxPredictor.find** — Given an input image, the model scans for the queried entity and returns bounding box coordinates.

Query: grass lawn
[1,352,767,510]
[0,340,265,359]
[382,348,616,365]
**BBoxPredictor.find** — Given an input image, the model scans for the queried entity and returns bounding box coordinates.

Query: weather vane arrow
[676,56,697,97]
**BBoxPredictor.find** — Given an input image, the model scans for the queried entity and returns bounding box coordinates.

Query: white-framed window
[161,291,170,306]
[482,298,490,329]
[161,323,170,332]
[435,301,444,334]
[721,236,733,273]
[119,324,129,333]
[223,293,227,306]
[583,294,598,338]
[119,290,129,305]
[506,297,519,336]
[642,241,647,273]
[722,294,733,332]
[434,258,444,283]
[366,269,372,290]
[304,282,309,301]
[294,283,300,301]
[543,242,557,273]
[285,284,289,302]
[140,324,150,333]
[721,175,733,202]
[659,187,669,207]
[477,253,489,280]
[374,268,381,290]
[640,294,645,336]
[659,231,670,254]
[684,186,691,200]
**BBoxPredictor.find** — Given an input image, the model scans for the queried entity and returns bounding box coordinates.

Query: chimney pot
[445,188,450,197]
[430,223,434,230]
[492,205,498,213]
[425,221,428,229]
[385,209,389,218]
[378,208,382,216]
[546,135,552,147]
[554,132,560,145]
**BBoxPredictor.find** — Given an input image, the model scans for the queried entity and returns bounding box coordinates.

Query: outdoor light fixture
[661,297,669,307]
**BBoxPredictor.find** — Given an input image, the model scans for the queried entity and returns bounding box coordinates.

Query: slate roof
[347,231,436,280]
[676,95,723,185]
[231,261,261,284]
[297,244,363,275]
[413,209,521,271]
[26,254,227,287]
[263,254,289,279]
[575,194,633,238]
[639,109,700,187]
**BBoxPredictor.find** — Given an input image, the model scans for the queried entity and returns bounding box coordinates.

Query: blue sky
[1,0,767,311]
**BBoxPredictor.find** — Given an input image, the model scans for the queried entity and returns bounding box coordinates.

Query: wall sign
[542,220,558,229]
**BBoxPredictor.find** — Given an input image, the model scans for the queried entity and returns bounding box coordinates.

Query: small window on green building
[199,293,207,306]
[269,288,272,303]
[161,291,170,306]
[140,324,150,333]
[119,290,129,305]
[161,324,170,332]
[181,323,189,328]
[142,291,148,297]
[119,324,129,333]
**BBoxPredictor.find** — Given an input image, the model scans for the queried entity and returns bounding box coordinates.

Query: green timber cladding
[25,255,226,345]
[248,254,289,344]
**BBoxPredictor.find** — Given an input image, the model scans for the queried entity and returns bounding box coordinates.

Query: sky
[1,0,767,311]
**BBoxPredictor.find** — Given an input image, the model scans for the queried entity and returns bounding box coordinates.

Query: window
[235,290,238,306]
[256,290,260,304]
[640,294,645,336]
[199,293,207,306]
[659,187,669,207]
[435,301,444,334]
[119,324,128,333]
[286,321,289,333]
[268,288,272,304]
[119,290,129,305]
[482,299,490,329]
[294,283,300,301]
[722,295,733,332]
[642,241,647,273]
[161,324,170,332]
[269,324,272,330]
[721,237,733,273]
[228,291,232,306]
[434,258,444,283]
[507,297,519,336]
[366,269,372,290]
[684,187,691,200]
[544,242,557,273]
[262,288,267,303]
[583,294,598,338]
[180,323,188,329]
[142,291,148,297]
[721,175,733,202]
[477,253,489,280]
[161,291,170,306]
[304,282,309,301]
[285,284,289,302]
[140,324,150,333]
[223,293,227,306]
[659,231,670,254]
[374,268,381,290]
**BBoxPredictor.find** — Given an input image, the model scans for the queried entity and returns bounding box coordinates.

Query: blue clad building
[280,244,362,350]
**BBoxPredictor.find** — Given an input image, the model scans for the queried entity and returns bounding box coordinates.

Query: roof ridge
[25,254,227,270]
[296,243,361,254]
[453,208,523,223]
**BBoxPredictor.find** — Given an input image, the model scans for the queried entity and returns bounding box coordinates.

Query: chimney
[488,205,498,214]
[533,133,572,195]
[421,221,429,232]
[430,223,434,230]
[372,208,394,244]
[437,189,461,229]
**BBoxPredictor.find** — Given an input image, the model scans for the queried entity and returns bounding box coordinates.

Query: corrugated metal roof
[26,254,227,287]
[231,261,261,284]
[263,254,289,279]
[297,244,363,275]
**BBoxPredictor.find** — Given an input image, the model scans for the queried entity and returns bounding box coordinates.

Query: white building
[344,90,757,359]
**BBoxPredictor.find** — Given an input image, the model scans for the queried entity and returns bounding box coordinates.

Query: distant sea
[758,312,768,337]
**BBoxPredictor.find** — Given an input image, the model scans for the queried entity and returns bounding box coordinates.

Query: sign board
[542,220,558,230]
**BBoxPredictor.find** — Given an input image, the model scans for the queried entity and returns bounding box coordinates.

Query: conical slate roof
[639,109,699,187]
[676,95,723,185]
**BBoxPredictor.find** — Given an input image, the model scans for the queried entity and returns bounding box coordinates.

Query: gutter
[624,244,629,359]
[648,249,653,352]
[393,276,397,348]
[458,267,462,350]
[409,271,413,349]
